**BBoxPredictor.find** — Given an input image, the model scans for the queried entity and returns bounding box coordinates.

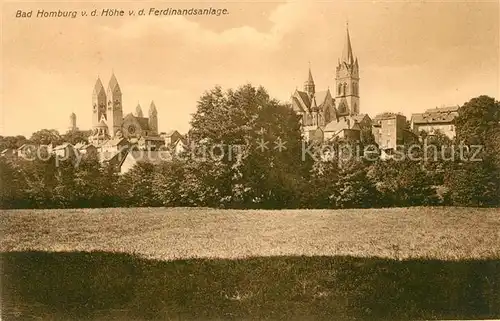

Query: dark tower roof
[149,101,157,114]
[93,77,105,95]
[135,103,143,117]
[108,73,121,93]
[341,24,354,65]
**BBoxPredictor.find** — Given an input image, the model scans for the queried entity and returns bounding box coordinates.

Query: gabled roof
[291,96,304,112]
[123,114,151,130]
[315,90,332,108]
[411,112,456,124]
[291,90,312,112]
[163,130,180,137]
[411,106,459,124]
[173,137,188,147]
[103,137,128,147]
[323,116,361,134]
[351,114,371,124]
[136,117,150,130]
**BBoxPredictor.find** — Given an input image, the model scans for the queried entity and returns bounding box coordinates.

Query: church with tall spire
[291,24,370,141]
[88,72,160,145]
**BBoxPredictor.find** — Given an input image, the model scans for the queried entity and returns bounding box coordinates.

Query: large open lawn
[1,207,500,320]
[1,207,500,260]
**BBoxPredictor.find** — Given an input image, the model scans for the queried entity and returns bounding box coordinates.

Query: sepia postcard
[1,0,499,320]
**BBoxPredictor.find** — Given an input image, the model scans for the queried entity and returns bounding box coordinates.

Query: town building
[372,112,408,150]
[410,105,459,139]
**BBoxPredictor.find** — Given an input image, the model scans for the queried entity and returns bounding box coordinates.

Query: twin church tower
[89,73,159,144]
[291,24,363,139]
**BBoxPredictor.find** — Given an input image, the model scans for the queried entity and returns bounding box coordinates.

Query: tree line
[0,86,499,209]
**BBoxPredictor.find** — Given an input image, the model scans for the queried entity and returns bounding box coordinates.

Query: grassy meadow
[1,207,500,320]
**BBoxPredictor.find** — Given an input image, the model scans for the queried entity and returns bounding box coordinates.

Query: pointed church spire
[108,72,121,93]
[341,22,354,65]
[135,103,143,117]
[304,64,315,96]
[149,100,157,113]
[93,77,105,95]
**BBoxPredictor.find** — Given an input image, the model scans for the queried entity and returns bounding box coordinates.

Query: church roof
[323,116,361,134]
[314,90,332,108]
[291,90,311,112]
[123,113,151,130]
[291,89,334,113]
[136,117,151,130]
[108,73,121,93]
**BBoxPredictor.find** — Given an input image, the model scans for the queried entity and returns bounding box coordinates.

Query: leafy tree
[0,158,28,208]
[0,135,28,150]
[369,159,439,207]
[62,129,92,145]
[189,84,310,208]
[30,129,63,146]
[332,160,379,208]
[119,162,161,207]
[455,95,500,146]
[444,159,500,207]
[17,157,58,208]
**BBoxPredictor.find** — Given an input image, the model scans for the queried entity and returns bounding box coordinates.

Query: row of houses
[1,130,188,175]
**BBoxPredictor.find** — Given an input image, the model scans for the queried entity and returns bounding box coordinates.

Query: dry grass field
[2,207,500,320]
[1,207,500,260]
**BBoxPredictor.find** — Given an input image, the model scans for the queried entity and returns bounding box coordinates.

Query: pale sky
[1,0,499,137]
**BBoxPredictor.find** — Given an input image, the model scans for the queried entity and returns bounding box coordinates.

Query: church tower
[68,113,78,132]
[92,77,107,130]
[304,66,315,97]
[149,101,158,135]
[335,24,360,116]
[106,73,123,137]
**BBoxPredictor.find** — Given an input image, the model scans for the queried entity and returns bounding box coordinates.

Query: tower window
[343,83,347,96]
[338,84,342,95]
